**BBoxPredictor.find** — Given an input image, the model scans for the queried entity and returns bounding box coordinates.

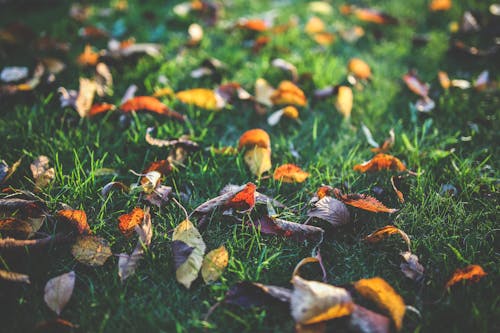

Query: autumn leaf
[225,182,256,212]
[429,0,452,11]
[71,235,112,266]
[403,71,429,97]
[335,86,353,119]
[340,5,398,25]
[305,16,325,34]
[175,88,225,111]
[371,129,395,154]
[292,254,327,282]
[75,78,97,118]
[172,219,206,288]
[0,197,47,218]
[77,44,99,66]
[348,58,372,80]
[238,128,271,150]
[140,159,172,185]
[56,209,90,235]
[120,96,186,121]
[201,245,229,284]
[271,58,298,82]
[333,188,398,213]
[145,127,199,150]
[438,71,451,89]
[291,276,354,325]
[0,217,35,239]
[30,155,55,191]
[255,78,275,106]
[353,154,406,173]
[364,225,411,250]
[349,304,391,333]
[244,146,272,177]
[0,157,21,184]
[313,32,335,46]
[236,18,269,32]
[252,215,324,243]
[445,265,487,289]
[273,164,310,183]
[88,103,116,117]
[307,196,350,227]
[145,184,172,208]
[354,277,406,331]
[0,269,30,284]
[270,80,307,106]
[225,281,291,308]
[187,23,203,46]
[44,271,75,315]
[391,175,405,203]
[267,106,300,126]
[400,252,424,282]
[101,181,129,197]
[117,207,145,238]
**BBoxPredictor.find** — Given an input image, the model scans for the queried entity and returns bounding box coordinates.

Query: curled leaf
[252,215,324,243]
[353,154,406,173]
[274,164,310,183]
[271,58,298,82]
[30,156,55,191]
[349,304,391,333]
[225,182,256,212]
[391,175,405,203]
[270,81,307,106]
[44,271,75,315]
[255,78,275,106]
[201,245,229,284]
[0,269,30,284]
[71,235,112,266]
[56,209,90,235]
[244,146,272,177]
[445,265,487,289]
[400,252,424,282]
[117,207,145,238]
[307,196,350,227]
[238,128,271,150]
[120,96,185,121]
[364,225,411,250]
[334,189,397,213]
[225,281,291,308]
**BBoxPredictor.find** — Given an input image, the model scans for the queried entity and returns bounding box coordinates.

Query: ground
[0,0,499,332]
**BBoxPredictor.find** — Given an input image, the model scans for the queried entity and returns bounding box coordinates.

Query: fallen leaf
[292,254,327,282]
[88,103,116,117]
[172,219,206,288]
[349,304,391,333]
[75,78,97,117]
[244,146,272,177]
[0,66,28,82]
[252,215,324,243]
[141,159,172,183]
[438,71,451,89]
[371,129,395,154]
[0,269,30,284]
[193,184,247,215]
[364,225,411,250]
[305,16,326,34]
[77,44,99,66]
[201,245,229,283]
[274,164,310,183]
[354,277,406,331]
[0,158,21,184]
[145,184,172,207]
[391,176,405,203]
[120,96,186,121]
[255,78,275,106]
[225,281,291,308]
[307,196,350,227]
[271,80,307,106]
[34,318,79,332]
[291,276,354,325]
[238,128,271,150]
[30,156,55,191]
[176,88,225,111]
[0,197,47,218]
[187,23,203,46]
[145,127,200,150]
[335,86,353,118]
[94,62,113,97]
[225,182,256,212]
[71,235,112,266]
[429,0,452,11]
[340,5,398,25]
[118,207,145,238]
[400,252,424,282]
[308,2,333,15]
[333,188,398,213]
[354,154,406,173]
[44,271,75,315]
[445,265,487,289]
[56,209,90,235]
[403,71,429,97]
[0,217,34,239]
[474,70,489,91]
[271,58,298,82]
[236,18,269,32]
[348,58,371,80]
[101,181,129,197]
[313,32,335,46]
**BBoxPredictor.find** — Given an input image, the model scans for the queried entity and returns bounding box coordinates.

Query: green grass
[0,0,499,332]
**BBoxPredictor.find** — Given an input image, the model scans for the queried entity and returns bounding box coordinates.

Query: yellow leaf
[71,235,112,266]
[305,16,325,34]
[354,277,406,331]
[176,88,225,110]
[244,146,272,177]
[201,245,229,284]
[335,86,353,118]
[255,78,275,107]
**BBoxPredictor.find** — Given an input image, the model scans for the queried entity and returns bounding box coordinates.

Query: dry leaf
[313,32,335,46]
[172,219,206,288]
[403,71,429,97]
[225,281,291,308]
[292,255,327,282]
[364,225,411,250]
[94,62,113,97]
[187,23,203,46]
[307,196,350,227]
[0,197,47,218]
[238,128,271,150]
[349,304,391,333]
[271,80,307,106]
[88,103,116,117]
[354,277,406,331]
[176,88,225,111]
[120,96,186,121]
[291,276,354,325]
[44,271,75,316]
[56,209,90,235]
[348,58,372,80]
[308,2,333,15]
[77,44,99,66]
[101,181,129,197]
[30,156,55,191]
[445,265,487,289]
[118,207,145,238]
[0,158,21,184]
[145,184,173,207]
[0,217,35,239]
[334,188,398,213]
[305,16,325,34]
[0,269,30,284]
[371,129,395,154]
[400,251,424,282]
[335,86,353,118]
[354,154,406,173]
[272,58,298,82]
[429,0,452,11]
[252,215,324,243]
[274,164,310,183]
[34,318,79,332]
[438,71,451,89]
[391,175,405,203]
[201,245,229,283]
[1,66,28,82]
[255,78,275,106]
[236,18,269,32]
[340,26,365,43]
[71,235,112,266]
[340,5,398,25]
[244,146,272,177]
[75,78,98,117]
[225,182,256,212]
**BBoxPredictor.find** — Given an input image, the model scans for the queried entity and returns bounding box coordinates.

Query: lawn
[0,0,498,332]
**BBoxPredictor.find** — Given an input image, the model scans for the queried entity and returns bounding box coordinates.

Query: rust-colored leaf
[354,277,406,331]
[364,225,411,250]
[340,5,398,25]
[305,16,325,34]
[118,207,145,238]
[273,164,310,183]
[225,182,256,212]
[371,129,395,154]
[88,102,116,117]
[140,159,172,185]
[0,269,30,284]
[238,128,271,150]
[56,209,90,235]
[120,96,186,121]
[252,216,324,243]
[175,88,225,110]
[438,71,451,89]
[445,265,487,289]
[348,58,372,79]
[403,71,429,97]
[333,188,398,213]
[354,153,406,173]
[429,0,452,11]
[313,32,336,46]
[335,86,353,118]
[77,44,99,66]
[391,175,405,203]
[270,81,307,106]
[237,18,269,32]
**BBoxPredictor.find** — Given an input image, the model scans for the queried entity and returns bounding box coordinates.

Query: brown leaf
[340,5,398,25]
[270,80,307,106]
[88,103,116,117]
[445,265,487,289]
[400,251,424,282]
[193,184,247,214]
[0,217,34,239]
[30,156,55,191]
[201,245,229,284]
[144,184,172,207]
[364,225,411,250]
[273,164,310,183]
[402,71,429,97]
[140,159,172,185]
[335,86,353,118]
[371,129,395,154]
[334,189,397,213]
[292,253,327,282]
[354,277,406,331]
[390,175,405,203]
[117,207,145,238]
[353,153,406,173]
[271,58,298,82]
[307,196,350,227]
[56,209,90,235]
[71,235,112,266]
[120,96,186,121]
[101,181,129,197]
[0,157,21,184]
[252,215,324,243]
[145,127,199,150]
[291,276,354,325]
[0,269,30,284]
[225,281,291,308]
[44,271,75,315]
[349,304,391,333]
[34,318,79,332]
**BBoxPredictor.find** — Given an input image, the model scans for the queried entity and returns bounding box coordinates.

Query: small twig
[171,197,189,221]
[0,233,69,249]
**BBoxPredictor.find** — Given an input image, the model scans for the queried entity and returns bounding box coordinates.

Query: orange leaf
[117,207,145,238]
[274,164,310,183]
[120,96,185,121]
[354,277,406,331]
[353,153,406,173]
[175,88,225,110]
[237,19,269,32]
[334,188,397,213]
[305,17,325,34]
[56,209,90,235]
[403,72,429,97]
[341,6,398,25]
[88,103,116,117]
[225,182,256,212]
[391,175,405,203]
[313,32,335,46]
[348,58,372,80]
[445,265,487,289]
[429,0,452,11]
[76,44,99,66]
[283,106,299,119]
[364,225,411,250]
[270,81,307,106]
[140,159,172,185]
[438,71,451,89]
[238,128,271,150]
[335,86,353,118]
[316,185,334,200]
